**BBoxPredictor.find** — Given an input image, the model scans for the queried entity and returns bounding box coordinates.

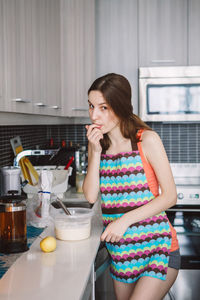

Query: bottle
[75,145,87,193]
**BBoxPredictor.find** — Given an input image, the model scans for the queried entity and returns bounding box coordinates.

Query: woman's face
[88,90,120,134]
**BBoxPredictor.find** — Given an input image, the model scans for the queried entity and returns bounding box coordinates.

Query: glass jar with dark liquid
[0,194,28,253]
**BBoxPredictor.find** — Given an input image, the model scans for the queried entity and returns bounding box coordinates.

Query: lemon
[40,236,57,253]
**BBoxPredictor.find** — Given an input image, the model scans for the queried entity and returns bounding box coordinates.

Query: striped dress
[100,137,172,283]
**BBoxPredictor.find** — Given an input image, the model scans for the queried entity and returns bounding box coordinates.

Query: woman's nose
[90,108,99,121]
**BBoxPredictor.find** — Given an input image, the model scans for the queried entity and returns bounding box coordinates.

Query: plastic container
[54,208,93,241]
[1,166,21,195]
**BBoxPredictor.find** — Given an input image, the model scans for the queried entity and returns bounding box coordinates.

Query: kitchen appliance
[164,163,200,299]
[170,163,200,206]
[166,163,200,271]
[0,193,28,254]
[139,66,200,122]
[0,166,21,196]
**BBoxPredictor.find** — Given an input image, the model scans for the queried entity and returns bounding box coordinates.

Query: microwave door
[148,84,200,113]
[139,75,200,122]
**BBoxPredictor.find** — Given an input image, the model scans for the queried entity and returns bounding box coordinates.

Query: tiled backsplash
[0,124,87,167]
[0,123,200,167]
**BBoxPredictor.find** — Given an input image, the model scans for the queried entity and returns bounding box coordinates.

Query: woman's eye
[89,103,94,109]
[101,106,107,110]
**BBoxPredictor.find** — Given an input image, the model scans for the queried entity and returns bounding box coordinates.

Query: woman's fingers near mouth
[87,124,102,131]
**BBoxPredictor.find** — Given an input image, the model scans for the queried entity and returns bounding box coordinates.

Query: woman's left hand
[100,218,128,243]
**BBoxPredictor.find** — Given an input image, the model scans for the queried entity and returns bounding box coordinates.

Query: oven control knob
[177,193,184,199]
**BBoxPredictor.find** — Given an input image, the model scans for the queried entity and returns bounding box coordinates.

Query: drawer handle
[35,102,47,107]
[72,108,88,111]
[51,105,60,109]
[12,98,31,103]
[151,59,176,63]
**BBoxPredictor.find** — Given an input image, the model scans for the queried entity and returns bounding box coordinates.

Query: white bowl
[54,208,93,241]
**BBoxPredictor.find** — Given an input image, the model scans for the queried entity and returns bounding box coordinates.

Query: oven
[165,163,200,300]
[167,163,200,269]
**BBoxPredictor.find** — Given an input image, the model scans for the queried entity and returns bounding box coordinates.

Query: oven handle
[188,260,200,264]
[167,208,200,212]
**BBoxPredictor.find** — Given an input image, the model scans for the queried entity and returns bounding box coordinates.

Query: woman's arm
[82,124,103,203]
[121,130,177,226]
[101,130,177,242]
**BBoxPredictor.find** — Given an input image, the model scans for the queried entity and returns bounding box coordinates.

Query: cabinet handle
[51,105,60,109]
[12,98,31,103]
[71,108,88,111]
[151,59,176,63]
[34,102,47,107]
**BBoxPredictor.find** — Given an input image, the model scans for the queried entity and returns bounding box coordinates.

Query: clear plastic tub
[54,208,93,241]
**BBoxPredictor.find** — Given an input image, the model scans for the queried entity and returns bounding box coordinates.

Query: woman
[83,73,180,300]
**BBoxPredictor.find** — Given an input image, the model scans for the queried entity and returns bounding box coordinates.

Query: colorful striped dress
[100,134,172,283]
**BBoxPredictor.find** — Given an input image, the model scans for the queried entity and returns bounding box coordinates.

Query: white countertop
[0,195,103,300]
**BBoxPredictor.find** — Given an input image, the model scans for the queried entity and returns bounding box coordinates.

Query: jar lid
[0,194,26,204]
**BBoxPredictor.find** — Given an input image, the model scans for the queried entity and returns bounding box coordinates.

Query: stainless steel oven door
[167,208,200,269]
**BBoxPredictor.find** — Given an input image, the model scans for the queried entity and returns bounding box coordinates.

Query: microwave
[139,66,200,122]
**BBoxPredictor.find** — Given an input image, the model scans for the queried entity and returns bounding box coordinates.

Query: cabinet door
[3,0,61,116]
[0,0,5,111]
[95,0,139,113]
[3,0,34,113]
[31,0,61,116]
[60,0,95,117]
[188,0,200,65]
[139,0,188,67]
[45,0,61,115]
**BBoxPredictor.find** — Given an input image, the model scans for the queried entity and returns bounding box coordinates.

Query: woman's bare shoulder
[142,130,161,144]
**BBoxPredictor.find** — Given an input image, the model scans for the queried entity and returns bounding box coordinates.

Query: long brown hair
[88,73,152,151]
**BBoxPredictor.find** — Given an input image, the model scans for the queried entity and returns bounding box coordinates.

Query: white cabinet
[188,0,200,66]
[139,0,188,67]
[31,0,61,116]
[2,0,61,116]
[60,0,95,117]
[3,0,33,113]
[0,0,5,111]
[95,0,139,113]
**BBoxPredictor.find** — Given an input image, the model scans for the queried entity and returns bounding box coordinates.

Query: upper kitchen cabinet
[31,0,61,116]
[2,0,33,113]
[138,0,188,67]
[60,0,95,117]
[95,0,139,113]
[2,0,61,116]
[188,0,200,65]
[0,0,5,111]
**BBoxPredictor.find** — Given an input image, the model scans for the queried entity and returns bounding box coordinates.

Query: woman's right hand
[85,124,103,153]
